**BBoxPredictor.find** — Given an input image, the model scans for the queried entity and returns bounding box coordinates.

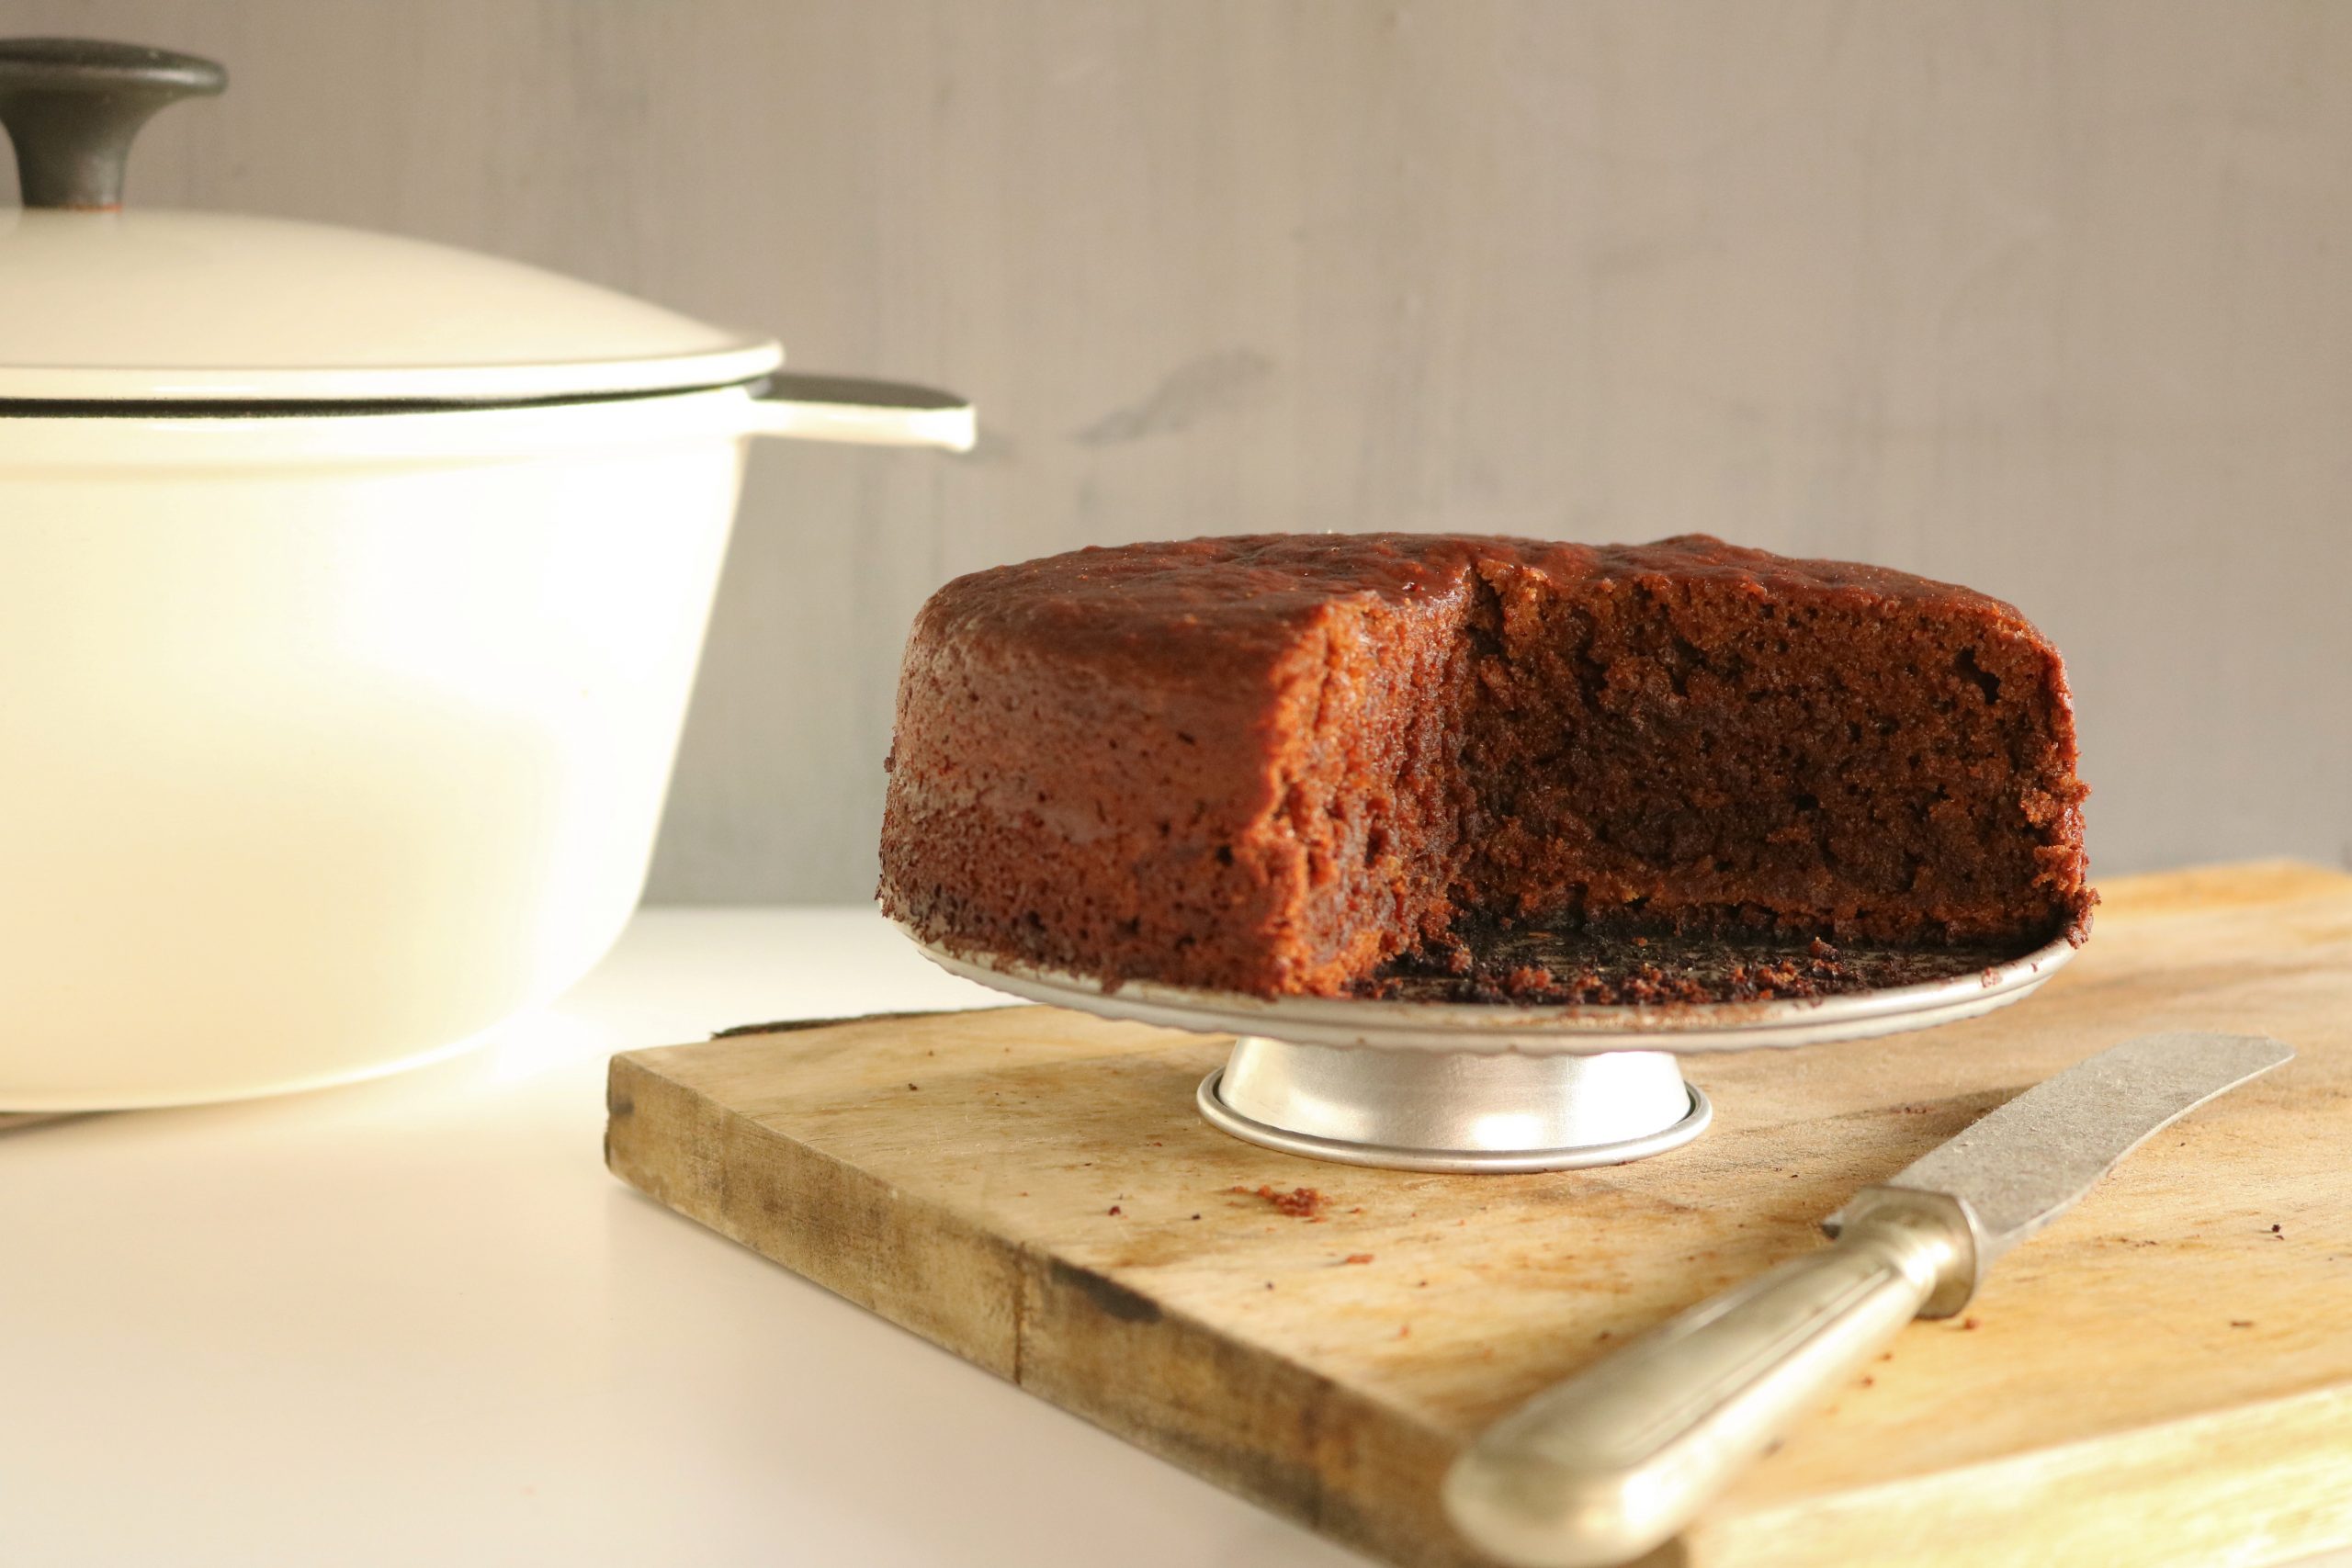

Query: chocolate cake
[878,535,2091,998]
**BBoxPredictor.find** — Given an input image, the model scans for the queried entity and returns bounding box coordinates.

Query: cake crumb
[1962,1316,1981,1331]
[1107,1205,1122,1216]
[1341,1253,1374,1266]
[2230,1319,2255,1328]
[1233,1184,1328,1219]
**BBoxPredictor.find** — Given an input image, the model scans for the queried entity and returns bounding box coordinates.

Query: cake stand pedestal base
[906,929,2076,1175]
[1196,1036,1713,1173]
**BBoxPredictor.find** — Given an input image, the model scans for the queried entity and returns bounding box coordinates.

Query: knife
[1442,1031,2294,1568]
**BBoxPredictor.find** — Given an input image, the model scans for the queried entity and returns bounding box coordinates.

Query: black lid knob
[0,38,225,210]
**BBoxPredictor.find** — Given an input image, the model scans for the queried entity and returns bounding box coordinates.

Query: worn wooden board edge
[1700,1381,2352,1568]
[605,1050,1481,1568]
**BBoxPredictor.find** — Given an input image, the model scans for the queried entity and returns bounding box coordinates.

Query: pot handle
[742,372,975,452]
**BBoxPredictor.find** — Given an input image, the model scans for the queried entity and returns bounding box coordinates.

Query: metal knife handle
[1443,1208,1966,1568]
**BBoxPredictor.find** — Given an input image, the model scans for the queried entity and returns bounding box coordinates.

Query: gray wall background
[14,0,2349,902]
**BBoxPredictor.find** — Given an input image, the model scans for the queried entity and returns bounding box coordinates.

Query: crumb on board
[1962,1316,1982,1331]
[2231,1319,2256,1328]
[1341,1253,1374,1266]
[1233,1184,1328,1219]
[1107,1205,1122,1216]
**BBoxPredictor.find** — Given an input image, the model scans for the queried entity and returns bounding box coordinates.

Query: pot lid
[0,39,782,405]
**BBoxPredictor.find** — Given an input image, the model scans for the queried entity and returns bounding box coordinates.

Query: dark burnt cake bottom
[1361,914,2041,1006]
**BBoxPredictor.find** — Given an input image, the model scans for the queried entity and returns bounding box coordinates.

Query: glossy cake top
[916,533,2041,663]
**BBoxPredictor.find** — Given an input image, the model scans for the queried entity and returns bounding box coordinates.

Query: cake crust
[879,534,2092,998]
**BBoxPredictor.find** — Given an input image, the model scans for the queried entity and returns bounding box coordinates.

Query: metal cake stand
[907,931,2078,1174]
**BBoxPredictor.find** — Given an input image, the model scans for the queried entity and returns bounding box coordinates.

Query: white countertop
[1,908,1362,1568]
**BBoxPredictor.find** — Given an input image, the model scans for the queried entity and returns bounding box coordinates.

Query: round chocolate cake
[878,534,2092,999]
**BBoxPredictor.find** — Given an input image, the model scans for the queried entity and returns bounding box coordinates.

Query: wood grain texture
[13,1,2352,899]
[606,862,2352,1568]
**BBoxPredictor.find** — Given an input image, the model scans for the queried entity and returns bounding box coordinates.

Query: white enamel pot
[0,39,971,1107]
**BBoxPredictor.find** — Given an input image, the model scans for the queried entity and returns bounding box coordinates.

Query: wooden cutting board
[605,862,2352,1568]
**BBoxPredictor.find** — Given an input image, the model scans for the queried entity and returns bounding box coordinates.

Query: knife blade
[1442,1031,2293,1568]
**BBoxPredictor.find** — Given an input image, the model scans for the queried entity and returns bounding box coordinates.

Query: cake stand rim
[899,925,2081,1056]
